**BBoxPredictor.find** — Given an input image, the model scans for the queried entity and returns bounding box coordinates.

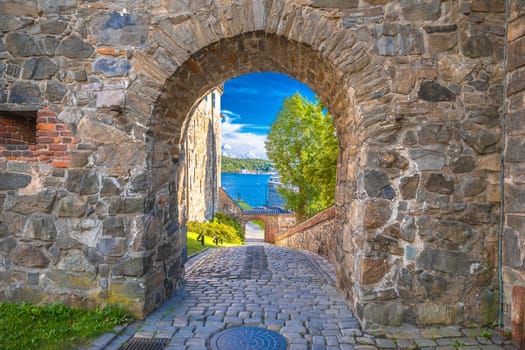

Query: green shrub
[187,219,242,244]
[214,213,244,241]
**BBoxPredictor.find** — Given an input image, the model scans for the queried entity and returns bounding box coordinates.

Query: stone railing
[274,206,336,264]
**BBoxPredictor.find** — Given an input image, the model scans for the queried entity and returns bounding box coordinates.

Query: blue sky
[221,72,316,159]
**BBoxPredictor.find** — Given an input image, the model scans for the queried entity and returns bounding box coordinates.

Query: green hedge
[187,214,244,245]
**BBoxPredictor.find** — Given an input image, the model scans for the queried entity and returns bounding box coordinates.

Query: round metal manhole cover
[209,326,287,350]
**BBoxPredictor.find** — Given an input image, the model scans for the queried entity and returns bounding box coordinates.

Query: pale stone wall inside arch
[0,0,513,328]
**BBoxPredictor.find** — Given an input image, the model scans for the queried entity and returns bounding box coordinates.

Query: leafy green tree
[221,156,273,173]
[265,93,338,221]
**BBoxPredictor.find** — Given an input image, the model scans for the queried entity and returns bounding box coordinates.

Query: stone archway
[0,0,508,329]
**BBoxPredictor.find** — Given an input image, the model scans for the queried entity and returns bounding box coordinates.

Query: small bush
[214,212,244,241]
[187,218,242,244]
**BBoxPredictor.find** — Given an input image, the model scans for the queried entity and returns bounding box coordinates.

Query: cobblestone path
[89,245,517,350]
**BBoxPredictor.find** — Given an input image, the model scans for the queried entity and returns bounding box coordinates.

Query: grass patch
[250,219,265,230]
[187,231,241,256]
[0,302,132,350]
[237,199,252,210]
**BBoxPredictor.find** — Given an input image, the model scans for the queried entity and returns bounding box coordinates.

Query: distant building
[266,174,286,209]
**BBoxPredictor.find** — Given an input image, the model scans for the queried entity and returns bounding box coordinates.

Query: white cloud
[221,115,267,159]
[221,110,241,119]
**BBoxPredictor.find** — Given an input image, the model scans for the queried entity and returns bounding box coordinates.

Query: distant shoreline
[221,171,275,175]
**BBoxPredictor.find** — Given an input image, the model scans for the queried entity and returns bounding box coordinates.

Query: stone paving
[87,244,518,350]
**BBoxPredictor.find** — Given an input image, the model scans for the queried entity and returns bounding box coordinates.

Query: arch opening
[143,30,362,321]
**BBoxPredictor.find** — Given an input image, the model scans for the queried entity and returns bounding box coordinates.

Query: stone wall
[184,88,222,222]
[0,0,519,328]
[504,0,525,339]
[218,188,243,222]
[275,206,336,264]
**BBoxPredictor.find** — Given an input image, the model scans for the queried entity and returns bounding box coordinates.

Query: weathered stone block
[46,80,67,103]
[66,169,99,195]
[418,81,456,102]
[44,271,96,291]
[8,81,42,104]
[432,220,473,249]
[425,174,455,194]
[364,170,395,199]
[0,172,32,190]
[57,219,101,251]
[400,0,441,21]
[359,257,391,284]
[109,278,145,303]
[37,36,60,56]
[409,149,445,170]
[508,68,525,97]
[156,242,173,261]
[504,229,521,268]
[108,197,144,214]
[11,191,56,215]
[112,256,145,277]
[95,89,125,108]
[102,216,127,237]
[39,0,77,14]
[417,302,456,325]
[76,118,132,144]
[25,214,57,241]
[463,177,486,197]
[22,58,58,80]
[4,32,42,56]
[56,196,88,218]
[56,34,94,59]
[375,24,423,56]
[310,0,358,8]
[40,18,68,35]
[362,302,405,327]
[416,248,470,274]
[427,32,457,54]
[462,204,493,224]
[0,237,16,256]
[9,244,49,268]
[471,0,506,13]
[93,58,132,77]
[462,35,493,58]
[505,184,525,213]
[400,217,416,242]
[57,250,95,273]
[90,12,149,47]
[363,199,392,229]
[0,0,38,17]
[463,129,499,154]
[399,175,419,199]
[96,237,126,257]
[506,137,525,162]
[101,177,121,196]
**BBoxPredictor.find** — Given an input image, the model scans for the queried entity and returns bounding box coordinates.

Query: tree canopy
[221,156,273,173]
[265,93,338,221]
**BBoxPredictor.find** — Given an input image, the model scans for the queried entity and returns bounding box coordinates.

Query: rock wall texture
[504,0,525,339]
[275,206,336,264]
[184,88,222,222]
[0,0,519,329]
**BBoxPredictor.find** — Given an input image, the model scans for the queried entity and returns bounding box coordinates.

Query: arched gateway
[0,0,521,331]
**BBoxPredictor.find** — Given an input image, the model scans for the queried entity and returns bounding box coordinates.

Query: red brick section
[0,114,36,144]
[0,108,75,167]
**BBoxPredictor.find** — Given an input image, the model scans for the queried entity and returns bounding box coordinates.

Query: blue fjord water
[221,173,271,208]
